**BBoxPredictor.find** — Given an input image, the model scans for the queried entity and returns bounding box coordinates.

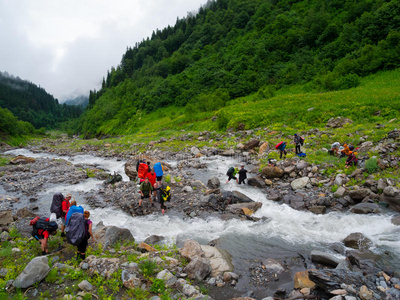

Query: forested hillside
[0,72,83,129]
[74,0,400,137]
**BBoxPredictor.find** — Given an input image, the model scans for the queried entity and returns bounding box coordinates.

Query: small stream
[3,149,400,295]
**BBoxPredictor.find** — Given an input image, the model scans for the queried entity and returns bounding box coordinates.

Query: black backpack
[32,217,58,233]
[66,213,86,246]
[226,167,235,176]
[300,137,305,146]
[50,193,64,218]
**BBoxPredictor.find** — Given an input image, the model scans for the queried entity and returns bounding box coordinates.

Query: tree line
[71,0,400,136]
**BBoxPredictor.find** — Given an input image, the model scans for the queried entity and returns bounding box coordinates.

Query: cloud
[0,0,206,100]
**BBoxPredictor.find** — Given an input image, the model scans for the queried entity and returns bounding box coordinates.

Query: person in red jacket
[32,218,56,255]
[146,169,157,201]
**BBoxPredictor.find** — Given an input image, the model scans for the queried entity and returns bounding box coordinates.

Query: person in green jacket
[226,166,239,184]
[139,177,154,207]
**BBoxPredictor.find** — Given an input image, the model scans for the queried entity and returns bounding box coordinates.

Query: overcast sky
[0,0,207,101]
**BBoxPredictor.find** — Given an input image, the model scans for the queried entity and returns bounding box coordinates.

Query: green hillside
[71,0,400,137]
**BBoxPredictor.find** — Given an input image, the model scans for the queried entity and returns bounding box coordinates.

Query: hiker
[137,159,149,182]
[345,151,358,168]
[139,177,154,207]
[153,162,164,183]
[76,211,94,261]
[331,142,340,156]
[238,165,248,184]
[276,141,287,159]
[31,217,57,255]
[268,158,277,166]
[156,182,167,215]
[293,134,302,154]
[146,169,157,201]
[65,200,84,225]
[340,143,351,158]
[136,159,143,172]
[61,193,73,237]
[147,161,152,172]
[226,166,239,184]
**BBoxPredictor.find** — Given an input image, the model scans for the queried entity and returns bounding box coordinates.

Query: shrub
[150,278,166,294]
[165,174,171,183]
[365,157,378,173]
[331,184,339,193]
[138,259,158,277]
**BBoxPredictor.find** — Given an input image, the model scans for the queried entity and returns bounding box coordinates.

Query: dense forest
[72,0,400,136]
[0,72,83,129]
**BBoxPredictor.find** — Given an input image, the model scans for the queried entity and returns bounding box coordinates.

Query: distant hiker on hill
[153,162,164,183]
[226,166,239,184]
[345,151,358,168]
[76,210,94,261]
[276,141,287,159]
[61,193,73,237]
[340,143,351,158]
[139,177,154,207]
[330,142,340,156]
[238,165,248,184]
[293,134,302,154]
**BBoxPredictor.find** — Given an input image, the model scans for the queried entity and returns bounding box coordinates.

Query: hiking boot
[61,232,66,237]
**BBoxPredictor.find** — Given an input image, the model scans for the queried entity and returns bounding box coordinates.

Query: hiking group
[30,192,94,259]
[136,159,171,215]
[330,142,359,168]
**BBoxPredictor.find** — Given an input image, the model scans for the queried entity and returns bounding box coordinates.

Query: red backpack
[275,141,284,149]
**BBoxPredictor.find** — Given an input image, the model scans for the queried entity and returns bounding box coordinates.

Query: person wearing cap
[238,165,248,184]
[139,177,154,207]
[293,134,301,154]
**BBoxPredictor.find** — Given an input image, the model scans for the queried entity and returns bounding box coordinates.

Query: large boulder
[310,250,342,267]
[156,269,177,287]
[291,177,310,190]
[243,139,260,150]
[10,155,36,165]
[179,239,205,261]
[144,235,165,245]
[349,189,370,201]
[200,245,234,277]
[13,256,50,288]
[207,177,220,189]
[326,117,352,128]
[262,166,284,179]
[93,223,135,249]
[183,258,212,281]
[247,176,266,188]
[308,269,366,293]
[0,210,13,226]
[226,202,262,215]
[380,186,400,212]
[259,142,269,155]
[221,190,254,203]
[350,203,379,214]
[342,232,372,250]
[124,162,138,181]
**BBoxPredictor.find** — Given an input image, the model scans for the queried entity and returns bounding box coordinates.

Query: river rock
[180,239,204,261]
[309,206,327,214]
[380,186,400,212]
[259,142,269,155]
[237,143,245,150]
[144,235,165,245]
[124,161,138,181]
[311,250,342,267]
[121,270,141,289]
[78,280,94,292]
[221,149,235,156]
[200,245,234,277]
[207,177,220,189]
[262,166,284,178]
[226,202,262,215]
[183,258,212,281]
[13,256,50,288]
[342,232,372,250]
[326,117,352,128]
[16,207,36,218]
[358,285,374,300]
[191,147,200,155]
[84,256,120,279]
[334,187,347,198]
[263,258,285,274]
[335,174,346,186]
[350,203,379,214]
[294,270,316,289]
[296,160,308,170]
[221,191,254,203]
[183,186,193,193]
[10,155,36,165]
[346,250,376,272]
[243,139,260,150]
[291,177,309,190]
[247,176,266,188]
[358,141,373,153]
[349,189,370,201]
[0,210,13,226]
[156,269,177,287]
[93,224,135,249]
[308,269,366,292]
[391,215,400,225]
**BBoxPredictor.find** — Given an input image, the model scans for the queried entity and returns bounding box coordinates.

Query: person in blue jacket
[65,200,84,225]
[153,162,164,183]
[278,142,287,159]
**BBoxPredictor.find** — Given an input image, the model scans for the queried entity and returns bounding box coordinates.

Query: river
[3,149,400,296]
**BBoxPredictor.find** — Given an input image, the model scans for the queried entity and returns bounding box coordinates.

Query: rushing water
[3,149,400,294]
